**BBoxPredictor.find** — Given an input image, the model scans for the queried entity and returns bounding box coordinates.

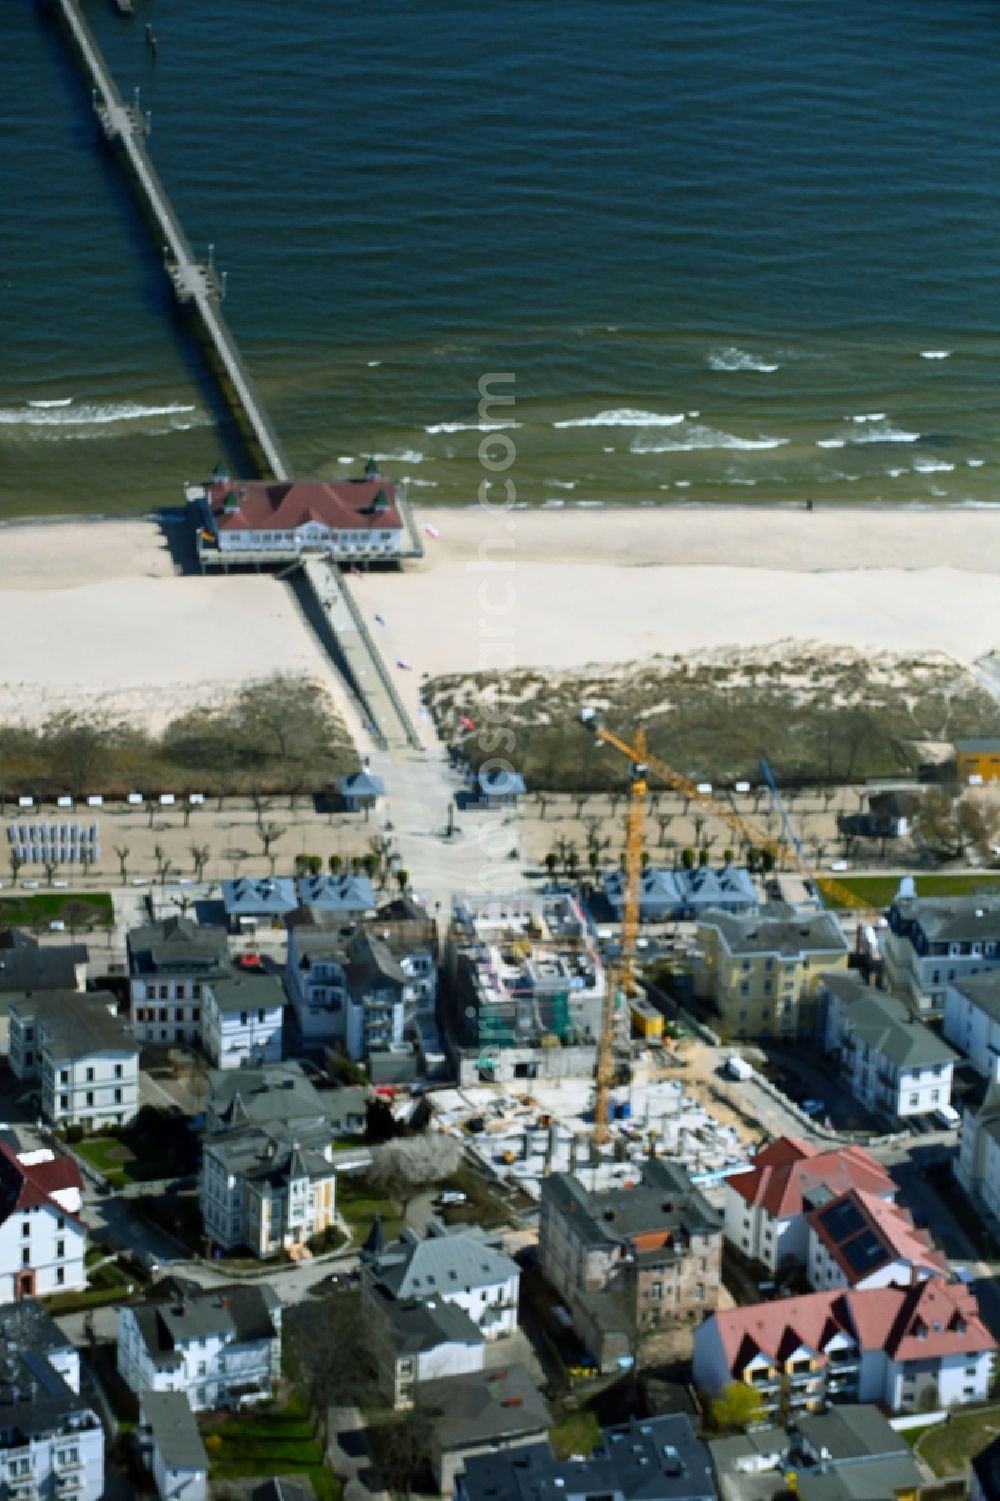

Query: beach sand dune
[0,507,997,732]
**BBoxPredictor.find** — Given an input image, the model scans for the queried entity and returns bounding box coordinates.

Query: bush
[65,1124,84,1144]
[294,854,323,876]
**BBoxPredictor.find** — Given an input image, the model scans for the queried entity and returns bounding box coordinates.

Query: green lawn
[549,1407,601,1460]
[75,1132,175,1188]
[336,1176,402,1245]
[819,872,1000,910]
[916,1405,1000,1477]
[202,1394,340,1501]
[436,1164,513,1231]
[41,1259,136,1316]
[0,891,113,928]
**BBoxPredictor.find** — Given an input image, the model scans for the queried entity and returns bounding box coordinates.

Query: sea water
[4,0,1000,517]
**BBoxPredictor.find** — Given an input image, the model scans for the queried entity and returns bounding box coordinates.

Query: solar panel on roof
[818,1198,865,1241]
[842,1230,889,1276]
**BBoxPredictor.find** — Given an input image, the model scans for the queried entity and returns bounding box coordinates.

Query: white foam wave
[28,398,73,409]
[847,412,887,423]
[848,424,920,445]
[0,400,198,428]
[376,449,424,464]
[404,478,439,488]
[425,419,521,434]
[546,480,577,490]
[708,346,779,373]
[542,498,565,509]
[552,408,684,430]
[632,422,788,453]
[920,350,952,360]
[967,458,985,468]
[816,438,846,449]
[913,457,955,474]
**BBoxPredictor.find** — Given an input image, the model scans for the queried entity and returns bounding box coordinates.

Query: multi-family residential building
[820,972,957,1120]
[723,1136,896,1274]
[604,865,759,924]
[9,991,139,1128]
[445,891,606,1084]
[200,965,285,1070]
[421,1364,551,1497]
[956,1058,1000,1229]
[192,467,410,562]
[0,1299,103,1501]
[693,1279,996,1414]
[367,1288,485,1409]
[118,1280,282,1411]
[127,916,229,1047]
[710,1404,922,1501]
[884,893,1000,1015]
[460,1413,715,1501]
[805,1188,946,1291]
[0,928,88,994]
[286,899,438,1047]
[695,905,849,1041]
[944,971,1000,1076]
[362,1224,520,1342]
[139,1391,209,1501]
[200,1065,341,1257]
[0,1141,85,1303]
[539,1160,722,1370]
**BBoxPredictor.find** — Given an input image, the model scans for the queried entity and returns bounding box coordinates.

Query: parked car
[801,1099,825,1117]
[436,1190,468,1206]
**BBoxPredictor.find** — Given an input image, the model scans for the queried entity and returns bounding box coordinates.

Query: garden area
[335,1174,402,1246]
[914,1405,1000,1477]
[72,1106,200,1189]
[41,1255,135,1316]
[202,1393,339,1501]
[0,891,113,930]
[818,872,1000,910]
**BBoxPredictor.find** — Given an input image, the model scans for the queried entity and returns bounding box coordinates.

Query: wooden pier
[50,0,421,753]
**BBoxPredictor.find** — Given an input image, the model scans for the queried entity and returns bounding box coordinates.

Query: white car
[436,1190,467,1206]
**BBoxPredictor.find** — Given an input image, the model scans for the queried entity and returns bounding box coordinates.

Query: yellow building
[955,737,1000,784]
[695,909,850,1042]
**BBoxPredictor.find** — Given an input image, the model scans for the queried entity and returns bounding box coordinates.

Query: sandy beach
[1,507,999,733]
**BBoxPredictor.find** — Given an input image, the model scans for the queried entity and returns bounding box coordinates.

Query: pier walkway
[53,0,417,752]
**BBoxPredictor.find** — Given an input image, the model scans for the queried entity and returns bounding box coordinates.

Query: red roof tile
[0,1141,83,1225]
[715,1280,994,1375]
[807,1187,947,1286]
[729,1136,894,1218]
[209,479,403,535]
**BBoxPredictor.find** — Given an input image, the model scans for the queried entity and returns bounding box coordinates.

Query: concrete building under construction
[444,892,607,1085]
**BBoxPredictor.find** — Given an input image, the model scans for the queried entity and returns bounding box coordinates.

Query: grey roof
[375,1289,484,1355]
[605,866,758,917]
[206,1124,332,1188]
[462,1414,715,1501]
[542,1158,721,1254]
[368,1223,519,1301]
[797,1459,923,1501]
[0,933,88,994]
[222,878,298,917]
[296,875,375,913]
[127,916,229,975]
[955,738,1000,753]
[206,1063,329,1130]
[337,769,385,798]
[141,1390,209,1472]
[207,968,287,1015]
[822,975,957,1070]
[0,1343,99,1442]
[893,893,1000,944]
[700,906,849,957]
[346,929,407,994]
[0,1297,74,1358]
[948,969,1000,1021]
[131,1283,280,1366]
[797,1403,912,1464]
[422,1363,550,1452]
[11,990,137,1061]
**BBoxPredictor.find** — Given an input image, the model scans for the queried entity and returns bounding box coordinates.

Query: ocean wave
[848,424,920,444]
[913,457,955,474]
[708,346,779,373]
[425,419,521,434]
[376,449,424,464]
[847,412,887,423]
[920,350,952,360]
[546,480,577,490]
[816,438,846,449]
[0,400,199,428]
[631,421,788,453]
[552,408,684,429]
[28,397,73,409]
[967,458,985,468]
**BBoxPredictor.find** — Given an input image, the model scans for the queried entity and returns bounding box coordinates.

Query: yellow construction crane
[581,713,872,1141]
